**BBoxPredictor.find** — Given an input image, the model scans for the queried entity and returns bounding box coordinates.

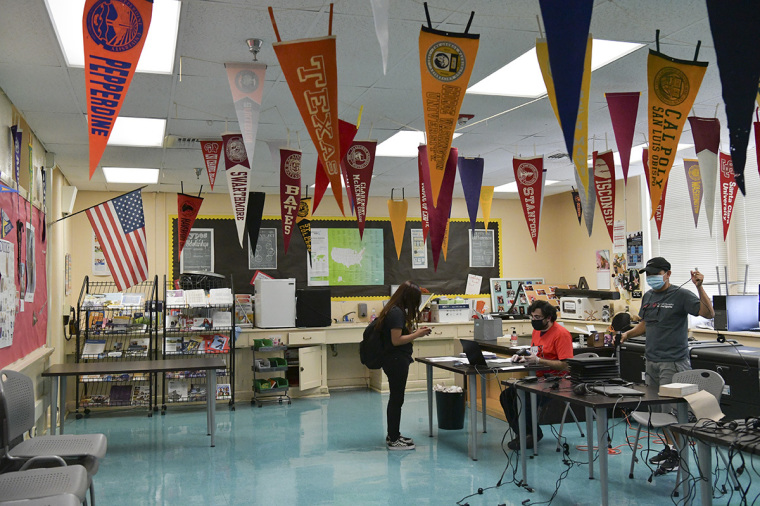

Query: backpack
[359,319,385,369]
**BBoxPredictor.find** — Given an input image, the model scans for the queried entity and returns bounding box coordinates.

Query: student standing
[375,281,431,450]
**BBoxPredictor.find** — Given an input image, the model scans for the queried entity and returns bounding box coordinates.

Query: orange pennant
[83,0,154,179]
[387,197,408,260]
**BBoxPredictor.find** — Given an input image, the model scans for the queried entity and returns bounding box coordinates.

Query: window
[733,148,760,294]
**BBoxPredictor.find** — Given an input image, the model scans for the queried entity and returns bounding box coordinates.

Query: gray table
[42,357,226,447]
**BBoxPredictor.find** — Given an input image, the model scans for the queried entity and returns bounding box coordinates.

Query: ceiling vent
[165,135,201,148]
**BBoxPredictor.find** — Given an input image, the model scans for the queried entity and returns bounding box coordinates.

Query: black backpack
[359,319,385,369]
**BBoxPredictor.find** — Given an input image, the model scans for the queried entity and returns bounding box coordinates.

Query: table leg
[517,388,528,487]
[531,392,538,456]
[468,373,478,461]
[59,376,66,435]
[208,368,217,447]
[586,407,594,479]
[481,375,487,434]
[596,407,609,506]
[676,403,689,500]
[426,364,433,437]
[696,439,712,506]
[49,377,58,436]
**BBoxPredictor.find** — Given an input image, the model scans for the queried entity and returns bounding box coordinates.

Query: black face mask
[531,319,548,331]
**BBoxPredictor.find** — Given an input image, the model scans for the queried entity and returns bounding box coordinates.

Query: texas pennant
[643,148,670,240]
[719,152,739,241]
[245,192,267,256]
[683,159,703,227]
[344,140,377,239]
[177,193,204,258]
[457,156,484,230]
[313,120,357,214]
[270,8,345,215]
[418,13,479,207]
[224,63,266,169]
[592,150,616,242]
[688,116,720,236]
[479,186,494,230]
[387,197,408,260]
[279,148,302,255]
[647,47,708,215]
[706,0,760,195]
[605,92,640,184]
[429,148,458,271]
[296,196,313,263]
[417,145,432,242]
[83,0,153,179]
[571,189,582,225]
[199,140,222,190]
[222,133,251,247]
[513,156,546,250]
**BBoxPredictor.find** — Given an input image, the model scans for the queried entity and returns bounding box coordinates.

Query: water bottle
[370,309,377,322]
[510,327,518,347]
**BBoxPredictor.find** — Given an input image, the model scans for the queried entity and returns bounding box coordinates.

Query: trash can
[435,390,466,430]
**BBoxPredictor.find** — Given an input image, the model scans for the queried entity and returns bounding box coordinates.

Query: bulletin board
[169,215,502,298]
[0,190,48,369]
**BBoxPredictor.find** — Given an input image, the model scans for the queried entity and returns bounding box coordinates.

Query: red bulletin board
[0,190,48,368]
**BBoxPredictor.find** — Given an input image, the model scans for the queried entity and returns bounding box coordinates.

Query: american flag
[86,189,148,291]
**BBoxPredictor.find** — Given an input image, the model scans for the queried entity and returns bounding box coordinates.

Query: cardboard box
[588,332,605,347]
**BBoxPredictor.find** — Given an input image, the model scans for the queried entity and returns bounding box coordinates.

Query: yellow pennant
[479,186,494,229]
[387,198,409,260]
[442,220,450,261]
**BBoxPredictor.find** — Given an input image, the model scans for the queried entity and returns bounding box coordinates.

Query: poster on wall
[180,229,214,273]
[489,277,545,314]
[411,229,427,269]
[469,229,494,268]
[0,239,16,348]
[248,228,277,270]
[92,232,108,276]
[626,230,643,269]
[307,228,384,286]
[596,249,611,290]
[24,222,35,303]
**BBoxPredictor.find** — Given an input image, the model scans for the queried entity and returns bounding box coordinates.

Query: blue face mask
[647,275,665,290]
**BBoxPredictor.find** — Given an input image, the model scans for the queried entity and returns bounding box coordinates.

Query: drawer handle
[434,331,443,335]
[302,336,312,340]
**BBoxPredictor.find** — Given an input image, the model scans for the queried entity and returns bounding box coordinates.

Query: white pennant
[369,0,390,74]
[696,149,718,237]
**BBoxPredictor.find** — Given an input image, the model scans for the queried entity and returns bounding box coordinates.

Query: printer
[559,297,606,321]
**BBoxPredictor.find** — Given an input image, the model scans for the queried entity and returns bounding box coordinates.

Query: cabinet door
[298,346,323,390]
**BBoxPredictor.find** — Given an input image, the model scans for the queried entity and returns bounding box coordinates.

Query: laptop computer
[460,339,513,369]
[590,385,645,397]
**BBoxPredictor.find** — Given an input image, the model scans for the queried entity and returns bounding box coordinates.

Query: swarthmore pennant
[418,5,479,207]
[222,133,251,247]
[177,193,204,258]
[269,5,346,215]
[199,140,222,190]
[719,152,739,241]
[279,148,302,254]
[83,0,153,179]
[513,157,546,251]
[343,140,377,239]
[592,150,616,242]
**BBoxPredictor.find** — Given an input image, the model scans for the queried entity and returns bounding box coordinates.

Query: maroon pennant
[279,148,302,254]
[592,150,616,242]
[312,120,357,214]
[719,151,739,241]
[513,156,546,250]
[417,145,432,242]
[343,140,377,239]
[177,193,204,258]
[199,140,222,190]
[429,148,458,271]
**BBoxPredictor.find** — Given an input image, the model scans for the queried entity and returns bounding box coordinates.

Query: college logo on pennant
[344,140,377,239]
[225,63,266,169]
[513,157,546,251]
[199,140,222,190]
[593,150,616,242]
[688,116,720,236]
[83,0,153,179]
[417,145,432,242]
[719,152,739,241]
[418,7,479,207]
[683,159,703,228]
[177,193,204,258]
[222,133,251,248]
[279,149,302,255]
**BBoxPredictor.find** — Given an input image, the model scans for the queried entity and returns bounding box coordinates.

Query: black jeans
[500,383,544,439]
[382,353,410,441]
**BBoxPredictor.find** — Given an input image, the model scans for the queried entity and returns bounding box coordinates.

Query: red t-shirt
[531,323,573,376]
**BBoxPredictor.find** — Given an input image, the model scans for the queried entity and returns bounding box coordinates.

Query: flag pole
[51,186,148,224]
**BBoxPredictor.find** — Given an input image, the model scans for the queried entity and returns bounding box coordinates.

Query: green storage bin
[253,379,271,391]
[273,377,288,388]
[269,357,287,368]
[252,338,273,350]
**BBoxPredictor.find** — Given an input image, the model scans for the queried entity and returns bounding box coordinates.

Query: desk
[513,379,689,506]
[416,357,525,461]
[42,358,226,447]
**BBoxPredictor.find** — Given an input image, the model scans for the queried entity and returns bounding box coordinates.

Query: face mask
[647,275,665,290]
[531,319,547,331]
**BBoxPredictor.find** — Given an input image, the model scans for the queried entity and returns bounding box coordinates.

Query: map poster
[411,229,427,269]
[180,228,214,273]
[469,229,494,268]
[248,228,277,270]
[92,231,109,276]
[307,228,384,286]
[0,239,15,348]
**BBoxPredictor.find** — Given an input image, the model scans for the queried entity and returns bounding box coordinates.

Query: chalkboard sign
[248,228,277,270]
[180,228,214,272]
[169,216,502,297]
[469,229,494,267]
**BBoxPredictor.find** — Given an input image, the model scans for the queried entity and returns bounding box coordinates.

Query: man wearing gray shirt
[620,256,715,473]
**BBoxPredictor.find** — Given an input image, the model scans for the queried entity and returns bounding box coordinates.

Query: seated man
[501,300,573,450]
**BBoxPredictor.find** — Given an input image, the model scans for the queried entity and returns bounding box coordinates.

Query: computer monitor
[726,294,759,331]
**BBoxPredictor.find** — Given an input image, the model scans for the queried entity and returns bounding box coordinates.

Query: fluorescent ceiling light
[107,117,166,147]
[45,0,181,74]
[494,180,559,193]
[103,167,159,184]
[468,39,644,98]
[376,131,462,158]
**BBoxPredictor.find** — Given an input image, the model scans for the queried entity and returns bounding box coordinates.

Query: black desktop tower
[296,288,332,327]
[713,295,727,331]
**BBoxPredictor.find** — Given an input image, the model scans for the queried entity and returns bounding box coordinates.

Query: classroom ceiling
[0,0,729,200]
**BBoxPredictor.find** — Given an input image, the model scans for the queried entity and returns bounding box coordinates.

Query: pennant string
[181,181,184,194]
[715,103,719,118]
[268,7,282,43]
[198,185,203,198]
[536,15,544,39]
[328,3,333,36]
[356,105,363,129]
[605,132,608,151]
[655,29,660,53]
[368,121,374,139]
[179,56,182,82]
[756,107,759,123]
[424,2,432,28]
[693,40,701,61]
[464,11,475,34]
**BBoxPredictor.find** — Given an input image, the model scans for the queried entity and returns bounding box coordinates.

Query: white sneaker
[387,437,415,450]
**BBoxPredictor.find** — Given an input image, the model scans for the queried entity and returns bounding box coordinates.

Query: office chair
[555,352,598,451]
[0,370,107,505]
[0,464,89,504]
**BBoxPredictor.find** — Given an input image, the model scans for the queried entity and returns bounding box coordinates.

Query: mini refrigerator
[254,278,296,328]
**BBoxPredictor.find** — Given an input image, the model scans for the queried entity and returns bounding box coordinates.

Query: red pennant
[429,148,458,271]
[592,150,616,242]
[177,193,204,258]
[83,0,154,179]
[513,157,546,250]
[643,148,670,239]
[719,152,739,241]
[200,140,222,190]
[417,145,432,243]
[312,120,357,214]
[279,148,302,254]
[343,140,377,239]
[605,92,640,184]
[571,189,582,225]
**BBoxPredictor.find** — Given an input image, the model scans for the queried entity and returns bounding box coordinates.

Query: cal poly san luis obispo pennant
[83,0,153,179]
[418,5,479,207]
[269,5,346,215]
